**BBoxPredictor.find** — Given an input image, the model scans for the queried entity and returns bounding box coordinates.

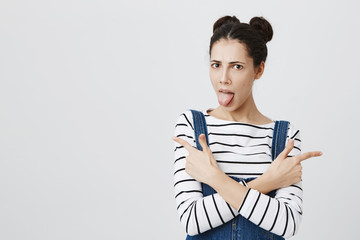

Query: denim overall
[186,109,288,240]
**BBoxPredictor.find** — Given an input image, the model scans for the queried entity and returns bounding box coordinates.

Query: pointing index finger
[172,136,195,153]
[296,151,323,163]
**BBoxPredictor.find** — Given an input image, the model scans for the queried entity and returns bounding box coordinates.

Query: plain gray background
[1,0,359,239]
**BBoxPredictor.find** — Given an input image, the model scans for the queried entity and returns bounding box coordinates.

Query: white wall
[1,0,359,239]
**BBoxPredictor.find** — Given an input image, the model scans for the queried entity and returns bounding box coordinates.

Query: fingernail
[319,152,323,156]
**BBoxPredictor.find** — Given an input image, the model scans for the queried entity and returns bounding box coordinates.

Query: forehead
[210,39,250,63]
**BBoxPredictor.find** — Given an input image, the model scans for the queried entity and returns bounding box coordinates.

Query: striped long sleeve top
[173,109,303,238]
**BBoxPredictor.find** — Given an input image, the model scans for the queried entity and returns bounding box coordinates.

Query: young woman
[172,16,323,239]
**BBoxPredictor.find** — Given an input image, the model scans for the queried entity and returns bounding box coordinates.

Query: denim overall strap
[266,120,290,199]
[189,109,210,151]
[186,110,288,240]
[272,120,290,160]
[189,109,215,213]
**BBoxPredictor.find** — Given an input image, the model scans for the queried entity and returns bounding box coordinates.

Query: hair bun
[249,16,273,43]
[213,16,240,33]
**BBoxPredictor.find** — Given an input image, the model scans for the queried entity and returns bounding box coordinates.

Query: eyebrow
[210,60,246,64]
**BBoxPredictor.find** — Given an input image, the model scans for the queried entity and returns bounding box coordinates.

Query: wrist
[247,173,276,194]
[205,167,226,187]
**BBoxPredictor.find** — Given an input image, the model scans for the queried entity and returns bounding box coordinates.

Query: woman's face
[209,39,264,112]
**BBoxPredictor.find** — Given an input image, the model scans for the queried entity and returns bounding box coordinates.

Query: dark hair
[210,15,273,68]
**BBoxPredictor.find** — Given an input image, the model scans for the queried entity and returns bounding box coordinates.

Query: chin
[220,103,236,111]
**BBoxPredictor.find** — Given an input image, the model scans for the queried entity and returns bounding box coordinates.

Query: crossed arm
[172,112,322,237]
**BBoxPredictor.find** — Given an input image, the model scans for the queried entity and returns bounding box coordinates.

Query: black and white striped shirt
[173,109,303,238]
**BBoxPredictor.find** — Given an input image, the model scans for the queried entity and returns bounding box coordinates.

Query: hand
[263,139,323,189]
[172,134,220,184]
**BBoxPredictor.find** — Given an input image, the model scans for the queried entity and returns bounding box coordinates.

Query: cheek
[209,70,218,86]
[232,73,254,91]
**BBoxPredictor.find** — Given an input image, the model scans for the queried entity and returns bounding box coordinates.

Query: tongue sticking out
[218,92,234,106]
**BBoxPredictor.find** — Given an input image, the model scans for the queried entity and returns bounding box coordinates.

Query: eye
[233,64,243,70]
[211,63,220,68]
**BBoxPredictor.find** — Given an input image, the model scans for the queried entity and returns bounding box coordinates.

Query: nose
[220,69,231,85]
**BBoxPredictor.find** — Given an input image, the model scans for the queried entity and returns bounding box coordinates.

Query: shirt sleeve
[173,110,243,236]
[237,122,303,238]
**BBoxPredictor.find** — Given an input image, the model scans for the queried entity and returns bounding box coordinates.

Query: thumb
[278,139,294,159]
[198,134,209,152]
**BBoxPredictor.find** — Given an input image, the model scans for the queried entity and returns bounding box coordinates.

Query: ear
[254,61,265,80]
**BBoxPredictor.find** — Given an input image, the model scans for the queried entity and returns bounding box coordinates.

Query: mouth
[219,88,234,94]
[218,89,234,106]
